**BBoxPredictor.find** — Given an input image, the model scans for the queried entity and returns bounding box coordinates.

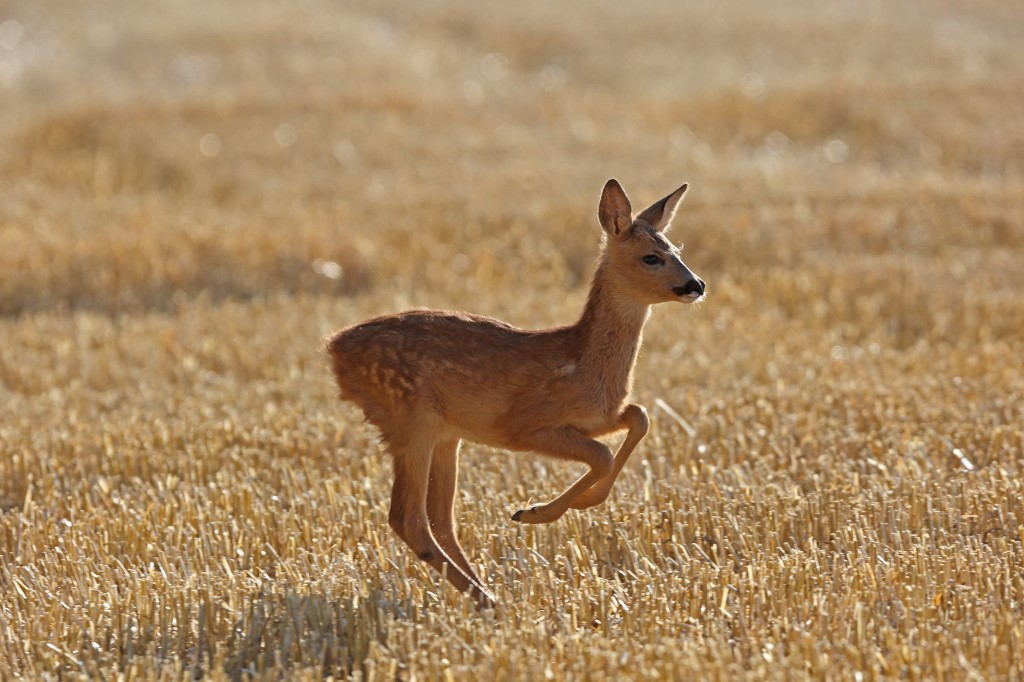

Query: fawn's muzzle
[673,279,705,297]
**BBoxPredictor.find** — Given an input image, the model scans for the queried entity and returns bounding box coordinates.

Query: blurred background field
[1,0,1022,679]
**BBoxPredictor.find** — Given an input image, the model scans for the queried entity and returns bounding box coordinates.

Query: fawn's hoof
[512,505,557,524]
[477,591,498,610]
[512,506,539,522]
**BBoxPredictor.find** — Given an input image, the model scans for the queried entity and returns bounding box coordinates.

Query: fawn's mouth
[672,285,706,303]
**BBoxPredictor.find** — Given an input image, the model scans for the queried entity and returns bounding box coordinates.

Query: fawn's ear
[598,179,633,238]
[636,183,688,233]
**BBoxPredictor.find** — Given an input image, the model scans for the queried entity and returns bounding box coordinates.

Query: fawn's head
[597,179,705,305]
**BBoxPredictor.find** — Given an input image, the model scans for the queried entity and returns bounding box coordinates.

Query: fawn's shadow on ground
[222,587,418,680]
[104,587,415,680]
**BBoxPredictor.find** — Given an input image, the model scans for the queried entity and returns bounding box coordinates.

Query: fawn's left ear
[598,179,633,238]
[636,183,688,233]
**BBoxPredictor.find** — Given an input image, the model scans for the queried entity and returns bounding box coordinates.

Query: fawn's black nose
[673,279,705,297]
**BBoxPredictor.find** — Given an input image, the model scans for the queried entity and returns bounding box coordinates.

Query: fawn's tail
[324,330,352,398]
[324,326,394,434]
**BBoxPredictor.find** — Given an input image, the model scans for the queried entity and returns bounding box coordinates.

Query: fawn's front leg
[510,427,613,524]
[569,403,649,509]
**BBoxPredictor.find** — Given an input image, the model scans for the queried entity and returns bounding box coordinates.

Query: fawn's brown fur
[327,179,705,605]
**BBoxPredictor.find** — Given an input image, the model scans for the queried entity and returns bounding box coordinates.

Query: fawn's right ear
[598,179,633,238]
[636,183,688,233]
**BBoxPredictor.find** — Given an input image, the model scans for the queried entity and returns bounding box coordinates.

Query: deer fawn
[327,179,705,605]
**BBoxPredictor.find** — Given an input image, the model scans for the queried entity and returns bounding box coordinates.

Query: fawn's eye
[642,254,662,266]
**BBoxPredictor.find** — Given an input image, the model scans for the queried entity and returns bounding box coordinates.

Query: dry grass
[1,0,1023,679]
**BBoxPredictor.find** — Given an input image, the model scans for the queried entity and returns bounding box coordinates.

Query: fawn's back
[329,308,626,449]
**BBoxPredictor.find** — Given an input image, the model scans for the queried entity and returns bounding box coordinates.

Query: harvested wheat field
[1,0,1023,679]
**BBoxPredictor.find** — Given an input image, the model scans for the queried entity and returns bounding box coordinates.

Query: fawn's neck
[574,261,651,388]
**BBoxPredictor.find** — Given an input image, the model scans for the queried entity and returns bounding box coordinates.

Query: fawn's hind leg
[427,438,484,587]
[386,424,494,605]
[570,404,649,509]
[510,426,612,524]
